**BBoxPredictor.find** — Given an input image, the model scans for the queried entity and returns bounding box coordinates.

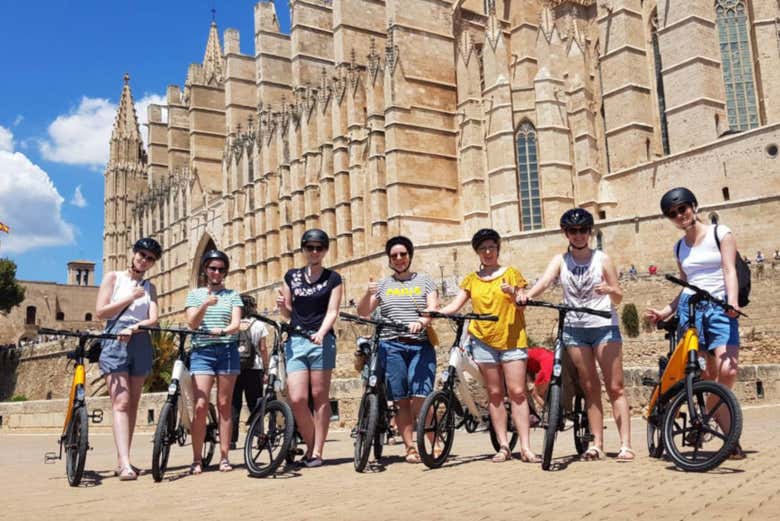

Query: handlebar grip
[591,309,612,320]
[665,274,686,286]
[473,314,499,322]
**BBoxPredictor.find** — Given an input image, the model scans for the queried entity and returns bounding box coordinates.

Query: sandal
[219,459,233,472]
[115,464,145,477]
[492,445,512,463]
[580,445,605,461]
[189,461,203,475]
[117,465,137,481]
[519,449,541,464]
[405,446,421,464]
[616,446,636,462]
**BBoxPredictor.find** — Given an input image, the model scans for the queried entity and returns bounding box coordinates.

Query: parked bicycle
[645,315,678,459]
[42,328,116,486]
[139,326,220,482]
[644,275,744,471]
[522,300,610,471]
[339,312,409,472]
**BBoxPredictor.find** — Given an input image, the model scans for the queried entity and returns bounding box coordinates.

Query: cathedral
[103,0,780,319]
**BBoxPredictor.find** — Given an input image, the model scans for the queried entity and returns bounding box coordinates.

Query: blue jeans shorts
[468,336,527,364]
[563,325,622,349]
[379,339,436,401]
[285,333,337,373]
[190,342,240,376]
[99,318,153,377]
[677,293,739,351]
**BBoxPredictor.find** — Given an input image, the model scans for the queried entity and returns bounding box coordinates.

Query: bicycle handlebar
[665,274,747,318]
[247,313,296,334]
[138,325,215,336]
[418,310,499,322]
[523,299,612,320]
[37,328,118,340]
[339,312,410,332]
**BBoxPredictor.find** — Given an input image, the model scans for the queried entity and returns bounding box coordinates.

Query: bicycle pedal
[641,377,658,387]
[44,452,59,463]
[90,409,104,424]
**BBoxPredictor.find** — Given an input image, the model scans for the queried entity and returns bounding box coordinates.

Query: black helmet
[300,228,330,249]
[201,249,230,271]
[133,237,162,259]
[660,187,698,216]
[471,228,501,251]
[559,208,594,230]
[385,235,414,260]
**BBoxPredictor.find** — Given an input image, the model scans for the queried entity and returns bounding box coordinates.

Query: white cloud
[38,93,165,169]
[0,126,13,153]
[13,115,23,127]
[0,150,76,253]
[70,185,87,208]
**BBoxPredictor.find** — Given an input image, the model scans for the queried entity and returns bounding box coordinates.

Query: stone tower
[103,74,147,273]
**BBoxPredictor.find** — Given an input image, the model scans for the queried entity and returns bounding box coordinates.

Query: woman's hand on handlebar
[408,320,424,334]
[725,301,741,319]
[645,307,671,325]
[515,288,528,306]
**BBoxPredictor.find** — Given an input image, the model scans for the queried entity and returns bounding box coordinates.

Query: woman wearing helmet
[95,237,161,480]
[276,229,342,467]
[646,187,744,458]
[517,209,632,461]
[439,229,538,463]
[356,236,439,463]
[185,249,243,473]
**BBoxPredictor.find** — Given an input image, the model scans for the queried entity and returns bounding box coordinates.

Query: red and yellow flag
[0,222,9,233]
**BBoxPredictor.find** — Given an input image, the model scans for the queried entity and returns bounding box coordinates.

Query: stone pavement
[1,406,778,521]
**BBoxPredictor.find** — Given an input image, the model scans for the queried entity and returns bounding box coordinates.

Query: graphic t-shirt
[284,267,343,332]
[184,287,243,347]
[460,266,528,349]
[376,273,437,341]
[559,250,618,328]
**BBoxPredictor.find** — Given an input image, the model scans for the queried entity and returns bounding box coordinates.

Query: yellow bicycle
[42,328,116,486]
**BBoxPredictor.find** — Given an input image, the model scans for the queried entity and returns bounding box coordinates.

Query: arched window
[56,312,65,321]
[84,313,93,321]
[25,306,36,325]
[651,13,670,155]
[715,0,759,131]
[516,122,542,231]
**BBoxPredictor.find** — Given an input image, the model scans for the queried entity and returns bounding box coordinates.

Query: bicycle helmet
[133,237,162,260]
[660,187,698,216]
[559,208,594,230]
[201,249,230,271]
[300,228,330,249]
[385,235,414,260]
[471,228,501,251]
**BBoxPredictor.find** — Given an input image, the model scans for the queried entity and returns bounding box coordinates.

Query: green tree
[621,303,640,338]
[144,326,177,392]
[0,258,25,313]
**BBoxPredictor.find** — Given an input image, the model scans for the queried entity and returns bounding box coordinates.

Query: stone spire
[202,21,224,85]
[111,73,142,142]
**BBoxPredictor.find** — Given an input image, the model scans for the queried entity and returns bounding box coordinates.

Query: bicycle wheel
[152,400,178,482]
[286,430,302,465]
[646,387,664,459]
[416,390,456,469]
[354,393,379,472]
[542,382,562,471]
[487,403,519,453]
[202,403,219,467]
[244,400,295,478]
[65,405,89,487]
[663,380,742,472]
[572,394,591,456]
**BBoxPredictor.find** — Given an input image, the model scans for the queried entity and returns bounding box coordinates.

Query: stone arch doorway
[191,233,217,288]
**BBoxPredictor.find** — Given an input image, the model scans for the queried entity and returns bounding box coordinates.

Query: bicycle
[139,326,220,482]
[644,274,744,472]
[414,311,525,469]
[522,300,610,471]
[42,328,115,486]
[242,313,298,478]
[644,315,678,459]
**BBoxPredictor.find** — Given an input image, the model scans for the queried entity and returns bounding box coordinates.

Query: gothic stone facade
[103,0,780,319]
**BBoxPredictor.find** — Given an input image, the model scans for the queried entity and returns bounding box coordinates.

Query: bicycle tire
[542,382,562,471]
[65,405,89,487]
[244,400,295,478]
[662,380,742,472]
[151,400,177,482]
[487,402,519,453]
[202,403,219,467]
[646,386,664,458]
[373,424,386,462]
[572,394,591,455]
[354,393,379,472]
[416,390,456,469]
[286,431,302,465]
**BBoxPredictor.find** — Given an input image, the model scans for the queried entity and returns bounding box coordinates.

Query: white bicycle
[140,326,220,482]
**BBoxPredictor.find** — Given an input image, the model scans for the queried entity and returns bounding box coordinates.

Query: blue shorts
[99,318,153,377]
[285,333,336,373]
[379,339,436,401]
[190,342,240,376]
[677,293,739,351]
[468,336,527,363]
[563,325,622,349]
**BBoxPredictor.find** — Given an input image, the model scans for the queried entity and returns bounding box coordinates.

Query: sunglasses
[137,251,156,262]
[477,246,497,254]
[206,266,227,274]
[304,245,325,253]
[566,227,591,235]
[665,204,691,219]
[389,251,409,259]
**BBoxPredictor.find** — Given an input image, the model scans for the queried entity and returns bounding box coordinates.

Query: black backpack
[675,225,751,307]
[237,319,257,369]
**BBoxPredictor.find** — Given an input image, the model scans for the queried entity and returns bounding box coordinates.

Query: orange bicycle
[41,328,117,486]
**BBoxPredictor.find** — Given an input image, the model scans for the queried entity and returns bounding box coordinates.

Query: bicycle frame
[246,313,293,420]
[441,324,484,420]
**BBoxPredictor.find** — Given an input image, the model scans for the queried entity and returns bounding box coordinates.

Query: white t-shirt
[675,225,731,299]
[240,318,269,370]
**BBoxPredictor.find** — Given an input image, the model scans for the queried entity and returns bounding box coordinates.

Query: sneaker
[303,456,323,468]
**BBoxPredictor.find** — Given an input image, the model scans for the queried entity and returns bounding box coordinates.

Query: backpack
[675,225,751,307]
[237,319,257,370]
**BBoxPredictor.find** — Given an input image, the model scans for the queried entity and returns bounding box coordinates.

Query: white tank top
[675,225,730,299]
[559,250,618,328]
[109,271,151,322]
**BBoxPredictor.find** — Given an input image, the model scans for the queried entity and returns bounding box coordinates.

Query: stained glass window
[516,122,542,230]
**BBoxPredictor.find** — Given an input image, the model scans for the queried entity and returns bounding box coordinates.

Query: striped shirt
[376,273,437,341]
[185,287,243,348]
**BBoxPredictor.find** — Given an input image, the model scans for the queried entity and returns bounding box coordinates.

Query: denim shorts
[190,342,240,376]
[468,336,527,364]
[563,325,622,348]
[99,318,153,377]
[285,333,336,373]
[379,339,436,401]
[677,293,739,351]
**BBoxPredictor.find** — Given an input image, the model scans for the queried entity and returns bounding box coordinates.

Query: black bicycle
[522,300,610,471]
[339,312,409,472]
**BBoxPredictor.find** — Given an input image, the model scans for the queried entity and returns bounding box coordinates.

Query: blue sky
[0,1,290,283]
